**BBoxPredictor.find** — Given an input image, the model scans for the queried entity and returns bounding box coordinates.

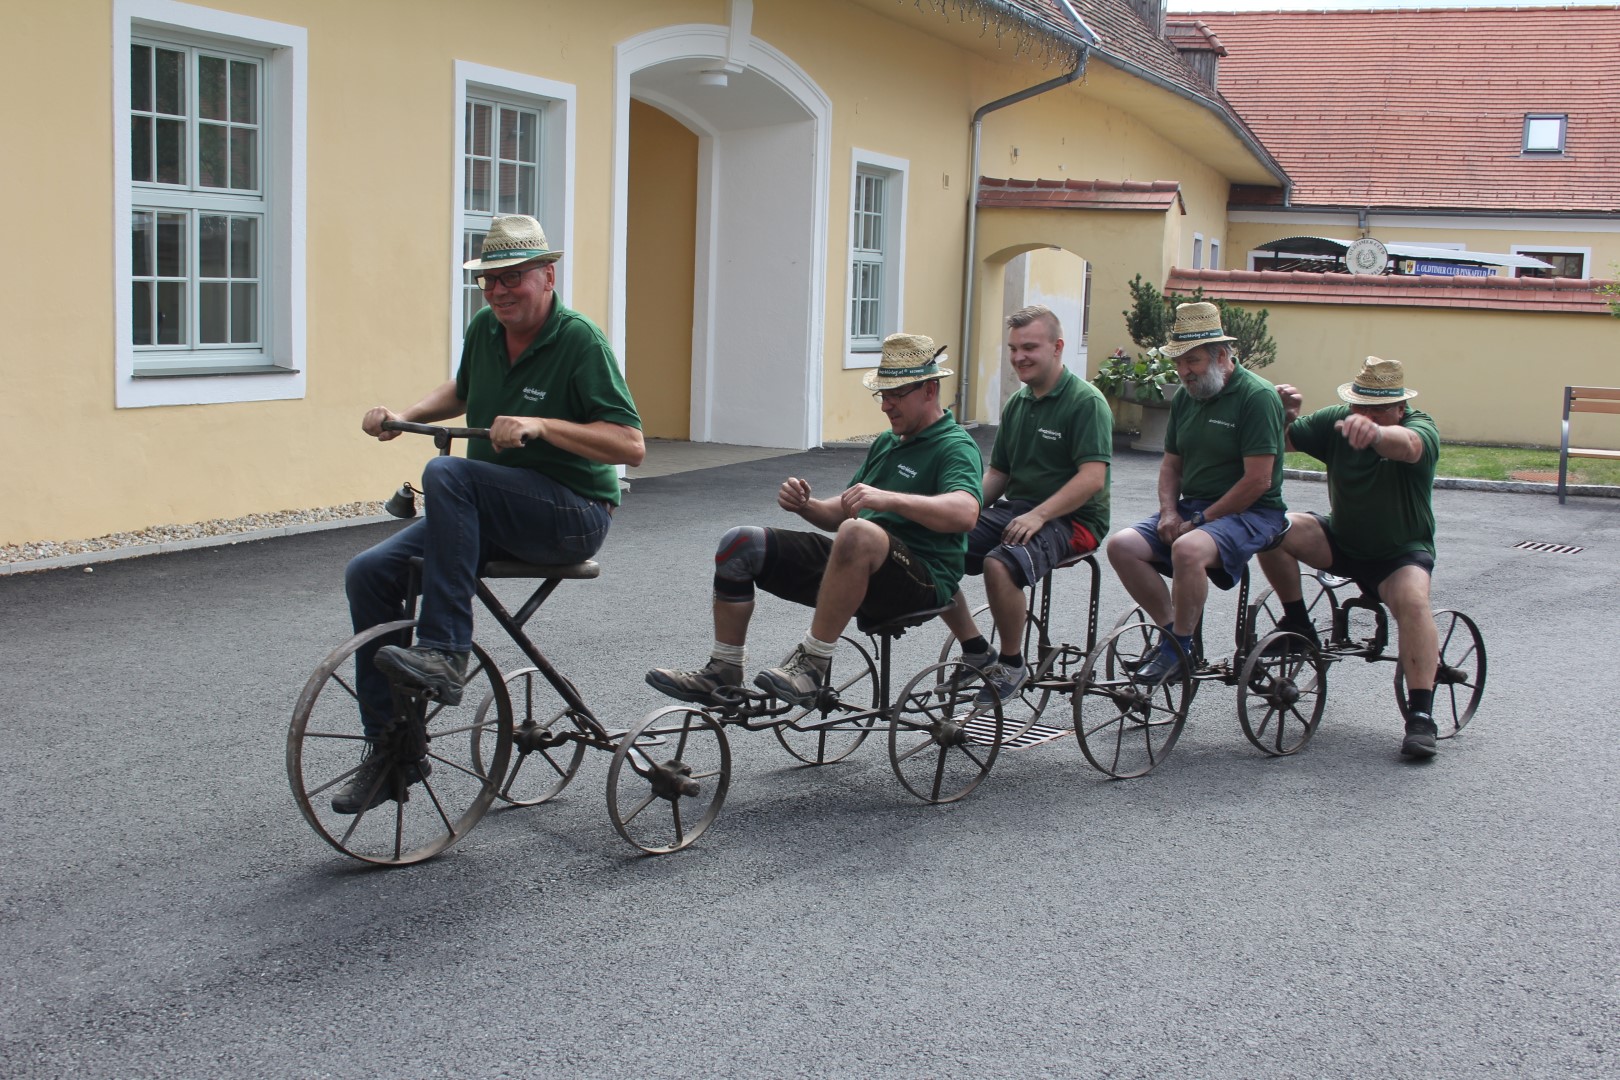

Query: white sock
[711,641,745,667]
[800,633,837,661]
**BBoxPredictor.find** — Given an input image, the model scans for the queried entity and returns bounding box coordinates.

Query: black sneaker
[330,746,432,814]
[374,645,470,705]
[1400,712,1438,759]
[1267,616,1321,655]
[645,658,744,706]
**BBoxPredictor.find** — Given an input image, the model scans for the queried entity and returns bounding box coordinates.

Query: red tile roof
[978,176,1186,212]
[1179,7,1620,212]
[1167,268,1616,315]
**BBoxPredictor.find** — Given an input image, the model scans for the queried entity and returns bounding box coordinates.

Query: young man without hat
[1105,301,1289,683]
[938,305,1112,704]
[1258,357,1444,759]
[336,215,644,813]
[647,333,982,707]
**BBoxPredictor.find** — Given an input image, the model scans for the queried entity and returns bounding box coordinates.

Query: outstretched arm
[362,381,464,440]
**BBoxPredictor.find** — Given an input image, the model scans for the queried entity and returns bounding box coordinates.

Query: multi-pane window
[462,97,542,330]
[850,168,887,350]
[129,40,263,358]
[1515,250,1586,279]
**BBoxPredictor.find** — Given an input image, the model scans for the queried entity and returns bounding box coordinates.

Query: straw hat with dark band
[462,215,564,271]
[1159,301,1237,359]
[861,333,953,391]
[1339,356,1418,405]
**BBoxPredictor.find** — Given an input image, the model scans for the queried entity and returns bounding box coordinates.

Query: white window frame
[1511,244,1591,279]
[450,63,575,374]
[1191,233,1204,270]
[1523,114,1567,155]
[844,149,908,370]
[113,0,306,408]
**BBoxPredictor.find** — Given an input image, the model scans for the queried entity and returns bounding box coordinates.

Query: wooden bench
[1558,386,1620,503]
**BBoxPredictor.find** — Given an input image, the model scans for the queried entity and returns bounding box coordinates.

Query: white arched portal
[612,21,831,449]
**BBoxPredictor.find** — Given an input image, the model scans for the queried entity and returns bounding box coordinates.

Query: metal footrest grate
[960,716,1070,750]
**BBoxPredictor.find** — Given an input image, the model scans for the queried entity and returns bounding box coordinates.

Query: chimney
[1127,0,1166,36]
[1165,19,1227,91]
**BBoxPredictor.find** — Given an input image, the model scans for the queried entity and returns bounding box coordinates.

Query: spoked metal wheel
[288,621,511,866]
[1395,610,1487,738]
[471,667,586,807]
[888,661,1003,803]
[608,706,730,854]
[1073,621,1190,779]
[1251,573,1342,646]
[1237,631,1329,756]
[934,603,1054,741]
[775,634,880,764]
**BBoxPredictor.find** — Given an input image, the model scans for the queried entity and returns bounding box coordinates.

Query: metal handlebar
[380,419,491,451]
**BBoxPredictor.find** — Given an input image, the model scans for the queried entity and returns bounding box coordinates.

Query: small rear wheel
[888,661,1003,803]
[1395,609,1486,738]
[288,622,511,866]
[774,634,879,764]
[1250,573,1340,650]
[1073,622,1189,778]
[607,706,730,854]
[934,602,1054,741]
[1237,631,1328,756]
[471,667,586,807]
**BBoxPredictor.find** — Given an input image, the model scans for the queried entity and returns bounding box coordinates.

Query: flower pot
[1130,398,1172,453]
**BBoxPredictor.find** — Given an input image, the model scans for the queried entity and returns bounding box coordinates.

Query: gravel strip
[2,503,394,573]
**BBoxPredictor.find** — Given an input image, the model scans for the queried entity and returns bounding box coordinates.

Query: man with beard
[1105,302,1287,681]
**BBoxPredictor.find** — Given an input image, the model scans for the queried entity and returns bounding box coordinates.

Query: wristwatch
[1190,510,1206,527]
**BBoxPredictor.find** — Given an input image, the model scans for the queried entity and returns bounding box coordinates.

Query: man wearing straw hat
[1259,357,1442,759]
[647,333,982,707]
[938,304,1112,705]
[336,215,643,814]
[1106,301,1288,683]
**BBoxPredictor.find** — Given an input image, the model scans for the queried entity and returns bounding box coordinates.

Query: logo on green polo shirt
[522,387,548,402]
[1038,427,1063,441]
[897,464,918,479]
[1209,418,1234,429]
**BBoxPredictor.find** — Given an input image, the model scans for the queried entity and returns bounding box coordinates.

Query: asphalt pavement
[2,430,1617,1078]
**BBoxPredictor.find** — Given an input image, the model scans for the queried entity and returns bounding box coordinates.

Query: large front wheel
[1395,610,1486,738]
[1237,631,1328,756]
[288,622,511,866]
[607,706,730,854]
[1073,622,1189,779]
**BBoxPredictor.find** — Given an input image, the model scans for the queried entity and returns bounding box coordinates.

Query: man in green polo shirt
[1106,302,1287,682]
[647,333,982,707]
[939,305,1111,704]
[336,215,644,814]
[1258,356,1443,759]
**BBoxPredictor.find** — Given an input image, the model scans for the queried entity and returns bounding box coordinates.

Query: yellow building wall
[1,0,1267,546]
[625,100,698,440]
[1227,219,1620,279]
[1223,301,1619,447]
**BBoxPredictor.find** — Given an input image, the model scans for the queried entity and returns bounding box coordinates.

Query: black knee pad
[713,525,766,603]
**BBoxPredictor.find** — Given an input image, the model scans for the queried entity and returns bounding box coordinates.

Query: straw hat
[861,333,953,391]
[462,215,564,270]
[1159,301,1237,359]
[1338,356,1418,405]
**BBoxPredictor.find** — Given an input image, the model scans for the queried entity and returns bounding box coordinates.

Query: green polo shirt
[1165,363,1286,510]
[1290,404,1439,560]
[990,367,1112,540]
[848,411,984,605]
[455,302,641,505]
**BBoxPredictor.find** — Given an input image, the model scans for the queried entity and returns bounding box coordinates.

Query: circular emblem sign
[1346,237,1389,275]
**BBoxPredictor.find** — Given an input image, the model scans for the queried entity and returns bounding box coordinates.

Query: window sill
[844,345,881,371]
[132,363,301,379]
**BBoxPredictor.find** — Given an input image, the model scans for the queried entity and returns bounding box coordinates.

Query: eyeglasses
[476,266,536,291]
[872,382,930,404]
[1349,402,1403,416]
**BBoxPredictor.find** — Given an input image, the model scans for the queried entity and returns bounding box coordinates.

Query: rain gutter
[955,0,1097,423]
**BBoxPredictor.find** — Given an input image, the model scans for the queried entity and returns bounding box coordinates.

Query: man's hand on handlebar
[490,415,539,451]
[363,406,404,440]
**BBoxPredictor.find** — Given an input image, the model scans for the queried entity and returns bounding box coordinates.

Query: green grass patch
[1285,444,1620,485]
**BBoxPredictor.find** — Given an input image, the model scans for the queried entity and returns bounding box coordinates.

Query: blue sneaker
[1133,644,1189,683]
[973,661,1028,705]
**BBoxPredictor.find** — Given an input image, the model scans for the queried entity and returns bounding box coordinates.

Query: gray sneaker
[374,645,470,706]
[330,745,432,815]
[754,645,830,706]
[974,661,1028,705]
[645,658,744,706]
[947,647,996,688]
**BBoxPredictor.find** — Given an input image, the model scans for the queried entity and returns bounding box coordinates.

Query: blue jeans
[344,455,611,732]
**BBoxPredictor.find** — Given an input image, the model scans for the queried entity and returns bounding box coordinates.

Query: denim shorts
[965,500,1097,589]
[1129,500,1289,590]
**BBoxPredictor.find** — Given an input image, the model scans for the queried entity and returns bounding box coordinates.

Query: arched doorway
[978,244,1092,418]
[613,26,831,449]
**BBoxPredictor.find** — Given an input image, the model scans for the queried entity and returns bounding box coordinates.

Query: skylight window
[1523,114,1567,154]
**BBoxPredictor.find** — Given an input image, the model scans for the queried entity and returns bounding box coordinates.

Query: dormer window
[1523,114,1567,155]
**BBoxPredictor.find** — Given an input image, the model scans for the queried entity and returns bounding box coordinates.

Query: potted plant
[1093,346,1179,406]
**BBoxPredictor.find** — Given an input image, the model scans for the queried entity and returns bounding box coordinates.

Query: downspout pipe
[955,1,1097,422]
